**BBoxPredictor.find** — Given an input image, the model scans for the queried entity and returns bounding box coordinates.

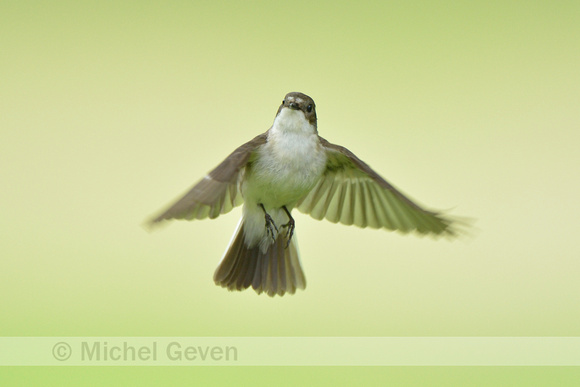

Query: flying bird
[149,92,461,297]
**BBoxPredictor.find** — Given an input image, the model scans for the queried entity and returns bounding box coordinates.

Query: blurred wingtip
[141,216,168,233]
[439,213,478,241]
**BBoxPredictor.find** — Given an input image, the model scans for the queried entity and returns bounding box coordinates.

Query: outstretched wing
[149,132,268,224]
[296,137,458,236]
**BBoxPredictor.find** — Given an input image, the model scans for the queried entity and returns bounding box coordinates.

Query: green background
[2,0,579,385]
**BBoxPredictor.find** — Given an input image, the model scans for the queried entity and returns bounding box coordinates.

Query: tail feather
[214,220,306,297]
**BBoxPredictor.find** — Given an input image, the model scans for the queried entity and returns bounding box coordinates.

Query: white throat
[271,108,315,135]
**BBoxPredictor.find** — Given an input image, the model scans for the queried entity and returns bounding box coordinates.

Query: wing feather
[149,133,267,224]
[362,181,380,229]
[297,136,459,237]
[325,180,345,223]
[308,177,335,221]
[339,181,355,226]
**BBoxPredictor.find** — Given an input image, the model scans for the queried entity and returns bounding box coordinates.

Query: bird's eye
[282,100,285,105]
[306,104,313,113]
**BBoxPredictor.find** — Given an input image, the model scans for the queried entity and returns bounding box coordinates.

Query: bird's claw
[264,212,278,242]
[259,204,278,242]
[281,218,295,248]
[281,206,295,249]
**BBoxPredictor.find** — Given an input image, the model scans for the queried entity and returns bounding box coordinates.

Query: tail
[213,220,306,297]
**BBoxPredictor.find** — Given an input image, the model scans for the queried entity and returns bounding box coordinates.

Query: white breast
[243,108,327,209]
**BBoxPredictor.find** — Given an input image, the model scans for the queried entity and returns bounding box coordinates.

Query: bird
[149,92,461,297]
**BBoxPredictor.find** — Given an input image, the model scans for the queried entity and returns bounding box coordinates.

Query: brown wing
[149,132,268,224]
[296,137,458,236]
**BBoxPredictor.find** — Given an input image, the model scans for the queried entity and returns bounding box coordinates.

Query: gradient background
[2,1,579,385]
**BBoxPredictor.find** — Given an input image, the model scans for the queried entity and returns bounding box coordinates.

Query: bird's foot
[260,204,278,242]
[281,219,295,248]
[281,206,295,248]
